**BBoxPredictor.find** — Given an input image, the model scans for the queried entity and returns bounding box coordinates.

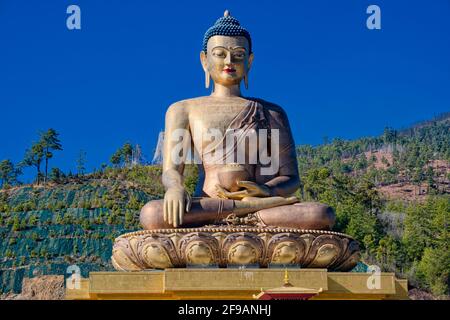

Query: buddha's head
[200,10,254,89]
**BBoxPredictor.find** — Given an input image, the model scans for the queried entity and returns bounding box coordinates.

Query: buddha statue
[112,11,360,272]
[139,11,335,231]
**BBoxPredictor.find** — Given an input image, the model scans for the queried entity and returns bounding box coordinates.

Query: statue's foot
[254,202,335,230]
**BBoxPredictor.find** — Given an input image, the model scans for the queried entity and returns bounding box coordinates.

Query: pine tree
[110,142,134,168]
[49,167,66,184]
[110,150,122,168]
[0,159,19,188]
[122,143,133,167]
[21,141,45,185]
[76,150,87,175]
[40,129,63,184]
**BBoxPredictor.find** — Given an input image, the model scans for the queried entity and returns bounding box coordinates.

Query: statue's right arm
[161,102,192,227]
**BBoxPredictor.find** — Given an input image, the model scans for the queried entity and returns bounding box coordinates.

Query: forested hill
[294,113,449,298]
[0,114,449,299]
[296,113,450,201]
[398,112,450,136]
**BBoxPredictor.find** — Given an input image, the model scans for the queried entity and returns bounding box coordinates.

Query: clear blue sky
[1,0,449,181]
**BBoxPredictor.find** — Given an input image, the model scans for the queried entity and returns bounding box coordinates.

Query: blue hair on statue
[202,11,252,54]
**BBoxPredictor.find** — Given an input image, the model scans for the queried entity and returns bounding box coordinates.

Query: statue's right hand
[163,186,192,228]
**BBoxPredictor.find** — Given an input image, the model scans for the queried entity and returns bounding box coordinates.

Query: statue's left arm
[259,106,300,197]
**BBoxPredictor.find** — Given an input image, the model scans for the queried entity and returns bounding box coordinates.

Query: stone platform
[66,269,409,300]
[111,227,360,271]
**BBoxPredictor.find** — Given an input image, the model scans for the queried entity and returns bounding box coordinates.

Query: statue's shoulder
[166,97,208,113]
[248,97,288,117]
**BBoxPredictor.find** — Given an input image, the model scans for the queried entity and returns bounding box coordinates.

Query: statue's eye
[213,50,226,58]
[233,52,245,59]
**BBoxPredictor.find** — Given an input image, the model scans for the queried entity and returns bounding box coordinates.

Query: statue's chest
[189,104,248,136]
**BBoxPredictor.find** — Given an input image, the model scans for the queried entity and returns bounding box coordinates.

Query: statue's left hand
[216,181,271,200]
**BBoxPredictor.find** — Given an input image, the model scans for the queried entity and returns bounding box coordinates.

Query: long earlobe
[244,53,253,90]
[205,70,210,89]
[200,51,208,71]
[200,51,210,89]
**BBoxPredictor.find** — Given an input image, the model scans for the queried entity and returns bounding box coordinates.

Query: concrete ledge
[327,272,396,294]
[165,268,328,291]
[66,269,409,300]
[90,271,164,294]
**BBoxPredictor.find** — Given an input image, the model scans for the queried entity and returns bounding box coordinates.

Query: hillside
[0,165,200,295]
[0,181,149,293]
[295,113,449,298]
[297,113,450,201]
[0,115,449,299]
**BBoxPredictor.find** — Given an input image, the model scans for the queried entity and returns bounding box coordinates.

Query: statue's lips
[223,68,236,73]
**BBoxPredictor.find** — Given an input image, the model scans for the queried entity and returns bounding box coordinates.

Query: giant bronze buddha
[112,11,360,271]
[140,10,334,231]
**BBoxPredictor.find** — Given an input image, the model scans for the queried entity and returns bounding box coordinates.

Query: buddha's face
[200,35,254,87]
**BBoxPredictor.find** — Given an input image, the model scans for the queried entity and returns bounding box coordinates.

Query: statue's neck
[211,83,242,98]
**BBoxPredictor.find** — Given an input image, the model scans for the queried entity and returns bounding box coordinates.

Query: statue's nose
[224,53,231,64]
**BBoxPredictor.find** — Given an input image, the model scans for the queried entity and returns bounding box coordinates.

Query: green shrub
[11,216,21,231]
[417,246,449,296]
[5,249,14,258]
[28,214,39,226]
[81,218,92,230]
[31,232,39,242]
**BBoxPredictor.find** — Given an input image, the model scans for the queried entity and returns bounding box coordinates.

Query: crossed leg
[140,197,335,231]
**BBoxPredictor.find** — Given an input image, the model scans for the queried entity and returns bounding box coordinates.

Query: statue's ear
[248,53,254,71]
[200,51,208,71]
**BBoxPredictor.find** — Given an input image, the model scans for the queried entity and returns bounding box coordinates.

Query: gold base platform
[66,269,408,300]
[112,228,361,271]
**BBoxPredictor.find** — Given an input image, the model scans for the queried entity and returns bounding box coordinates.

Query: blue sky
[0,0,449,181]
